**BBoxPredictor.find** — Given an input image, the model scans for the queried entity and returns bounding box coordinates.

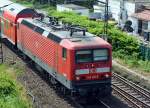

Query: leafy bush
[13,0,140,57]
[0,78,15,96]
[47,9,140,56]
[0,65,31,108]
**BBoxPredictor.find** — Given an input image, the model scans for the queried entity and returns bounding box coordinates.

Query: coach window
[62,48,67,59]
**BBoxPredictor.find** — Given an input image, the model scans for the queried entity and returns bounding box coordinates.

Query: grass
[12,0,33,7]
[0,64,31,108]
[113,52,150,73]
[112,64,150,90]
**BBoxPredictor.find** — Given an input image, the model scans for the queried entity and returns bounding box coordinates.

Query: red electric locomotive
[17,16,112,96]
[0,1,112,96]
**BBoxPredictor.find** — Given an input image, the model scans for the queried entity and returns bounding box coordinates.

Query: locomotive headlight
[105,74,109,78]
[76,76,80,81]
[75,69,89,75]
[96,67,110,73]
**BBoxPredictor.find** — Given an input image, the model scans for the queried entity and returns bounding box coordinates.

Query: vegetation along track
[112,72,150,108]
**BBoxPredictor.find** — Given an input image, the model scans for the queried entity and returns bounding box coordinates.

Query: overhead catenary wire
[96,0,109,40]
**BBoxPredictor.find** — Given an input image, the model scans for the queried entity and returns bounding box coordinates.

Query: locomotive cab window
[76,50,92,63]
[62,48,67,59]
[93,49,108,61]
[76,49,109,63]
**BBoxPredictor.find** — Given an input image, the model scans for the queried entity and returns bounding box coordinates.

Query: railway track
[99,100,111,108]
[70,96,111,108]
[112,72,150,108]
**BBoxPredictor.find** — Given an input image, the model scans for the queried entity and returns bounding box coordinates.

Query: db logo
[90,68,96,73]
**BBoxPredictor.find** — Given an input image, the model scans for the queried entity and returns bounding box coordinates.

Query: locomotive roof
[2,2,36,22]
[19,18,111,49]
[0,0,12,8]
[4,3,26,15]
[21,18,96,39]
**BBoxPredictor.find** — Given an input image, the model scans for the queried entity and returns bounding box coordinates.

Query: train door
[0,19,4,37]
[61,47,68,77]
[55,45,58,73]
[10,22,16,44]
[52,44,59,80]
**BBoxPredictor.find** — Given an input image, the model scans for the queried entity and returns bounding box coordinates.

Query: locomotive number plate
[86,75,99,80]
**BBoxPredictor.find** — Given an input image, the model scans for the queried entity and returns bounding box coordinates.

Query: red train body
[0,0,112,96]
[0,1,35,44]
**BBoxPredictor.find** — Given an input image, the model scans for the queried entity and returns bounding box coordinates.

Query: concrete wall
[148,22,150,30]
[93,5,104,13]
[130,17,150,35]
[57,5,71,12]
[96,0,136,21]
[57,4,89,16]
[129,17,138,34]
[109,0,120,21]
[125,2,135,18]
[74,9,89,16]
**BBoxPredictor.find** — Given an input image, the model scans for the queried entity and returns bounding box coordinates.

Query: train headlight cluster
[75,67,110,75]
[105,74,110,78]
[96,67,110,73]
[75,69,89,75]
[76,76,80,81]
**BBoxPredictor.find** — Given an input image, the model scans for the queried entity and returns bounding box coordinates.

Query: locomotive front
[17,16,112,97]
[62,36,112,96]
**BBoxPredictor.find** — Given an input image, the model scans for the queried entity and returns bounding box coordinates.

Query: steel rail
[113,73,150,96]
[113,78,150,101]
[113,86,141,108]
[99,100,111,108]
[112,73,150,108]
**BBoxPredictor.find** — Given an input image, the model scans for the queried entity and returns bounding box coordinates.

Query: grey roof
[21,18,96,43]
[3,3,27,15]
[106,0,150,2]
[0,0,12,8]
[57,4,88,10]
[89,12,101,19]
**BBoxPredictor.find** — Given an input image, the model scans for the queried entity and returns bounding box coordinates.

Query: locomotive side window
[76,50,92,63]
[62,48,67,59]
[93,49,108,61]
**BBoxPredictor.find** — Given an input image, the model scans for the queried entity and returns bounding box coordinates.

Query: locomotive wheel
[60,86,70,95]
[61,86,66,95]
[86,96,95,105]
[35,63,43,73]
[22,54,29,61]
[50,77,57,85]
